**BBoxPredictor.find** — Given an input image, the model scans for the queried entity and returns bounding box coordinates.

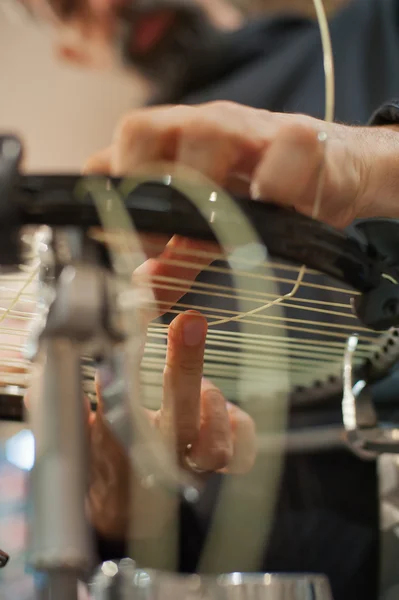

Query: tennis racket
[1,160,398,574]
[2,164,399,442]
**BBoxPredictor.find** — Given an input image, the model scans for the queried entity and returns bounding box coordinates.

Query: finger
[133,235,217,321]
[225,402,257,474]
[82,147,113,174]
[251,123,324,215]
[111,106,186,175]
[84,106,190,177]
[176,103,267,185]
[177,121,241,187]
[111,103,266,178]
[160,311,207,454]
[187,378,233,472]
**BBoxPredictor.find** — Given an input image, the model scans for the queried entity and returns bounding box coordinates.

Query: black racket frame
[12,174,399,330]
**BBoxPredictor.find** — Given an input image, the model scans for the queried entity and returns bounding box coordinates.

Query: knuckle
[280,121,321,154]
[114,112,135,142]
[82,150,109,174]
[210,443,233,470]
[177,358,204,376]
[241,416,257,446]
[179,102,236,140]
[237,451,256,474]
[114,111,154,145]
[82,156,97,172]
[180,116,216,141]
[202,388,225,405]
[172,104,192,115]
[242,412,256,435]
[165,353,203,377]
[204,100,237,114]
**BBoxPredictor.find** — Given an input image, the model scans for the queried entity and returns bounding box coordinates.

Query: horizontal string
[149,275,355,309]
[91,231,327,276]
[149,256,357,295]
[147,327,374,356]
[156,299,360,327]
[0,231,381,403]
[152,308,376,342]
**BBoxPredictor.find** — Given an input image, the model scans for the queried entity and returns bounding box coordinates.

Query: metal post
[28,335,92,598]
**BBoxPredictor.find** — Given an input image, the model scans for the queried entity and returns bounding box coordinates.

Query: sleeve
[369,100,399,126]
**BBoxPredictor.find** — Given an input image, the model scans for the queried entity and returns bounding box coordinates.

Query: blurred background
[0,0,349,171]
[0,19,144,171]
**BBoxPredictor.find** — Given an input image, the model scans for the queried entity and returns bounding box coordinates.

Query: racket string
[0,252,378,395]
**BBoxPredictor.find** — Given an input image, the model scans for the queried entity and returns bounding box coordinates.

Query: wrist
[356,125,399,220]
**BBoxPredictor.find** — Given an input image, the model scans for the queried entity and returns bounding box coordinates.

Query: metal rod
[28,337,92,599]
[38,570,82,600]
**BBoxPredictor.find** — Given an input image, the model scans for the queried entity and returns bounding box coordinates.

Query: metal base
[90,565,334,600]
[35,570,80,600]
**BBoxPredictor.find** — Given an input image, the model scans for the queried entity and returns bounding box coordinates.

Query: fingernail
[183,317,206,347]
[250,180,261,200]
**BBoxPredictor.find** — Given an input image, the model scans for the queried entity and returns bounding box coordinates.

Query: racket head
[1,172,399,576]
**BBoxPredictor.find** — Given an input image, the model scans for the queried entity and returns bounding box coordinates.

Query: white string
[214,0,335,331]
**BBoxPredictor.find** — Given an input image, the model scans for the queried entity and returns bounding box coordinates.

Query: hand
[88,311,256,539]
[23,311,255,540]
[85,101,399,228]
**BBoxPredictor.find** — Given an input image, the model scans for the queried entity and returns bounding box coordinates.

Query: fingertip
[82,148,112,175]
[179,309,207,323]
[169,311,208,349]
[183,312,208,347]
